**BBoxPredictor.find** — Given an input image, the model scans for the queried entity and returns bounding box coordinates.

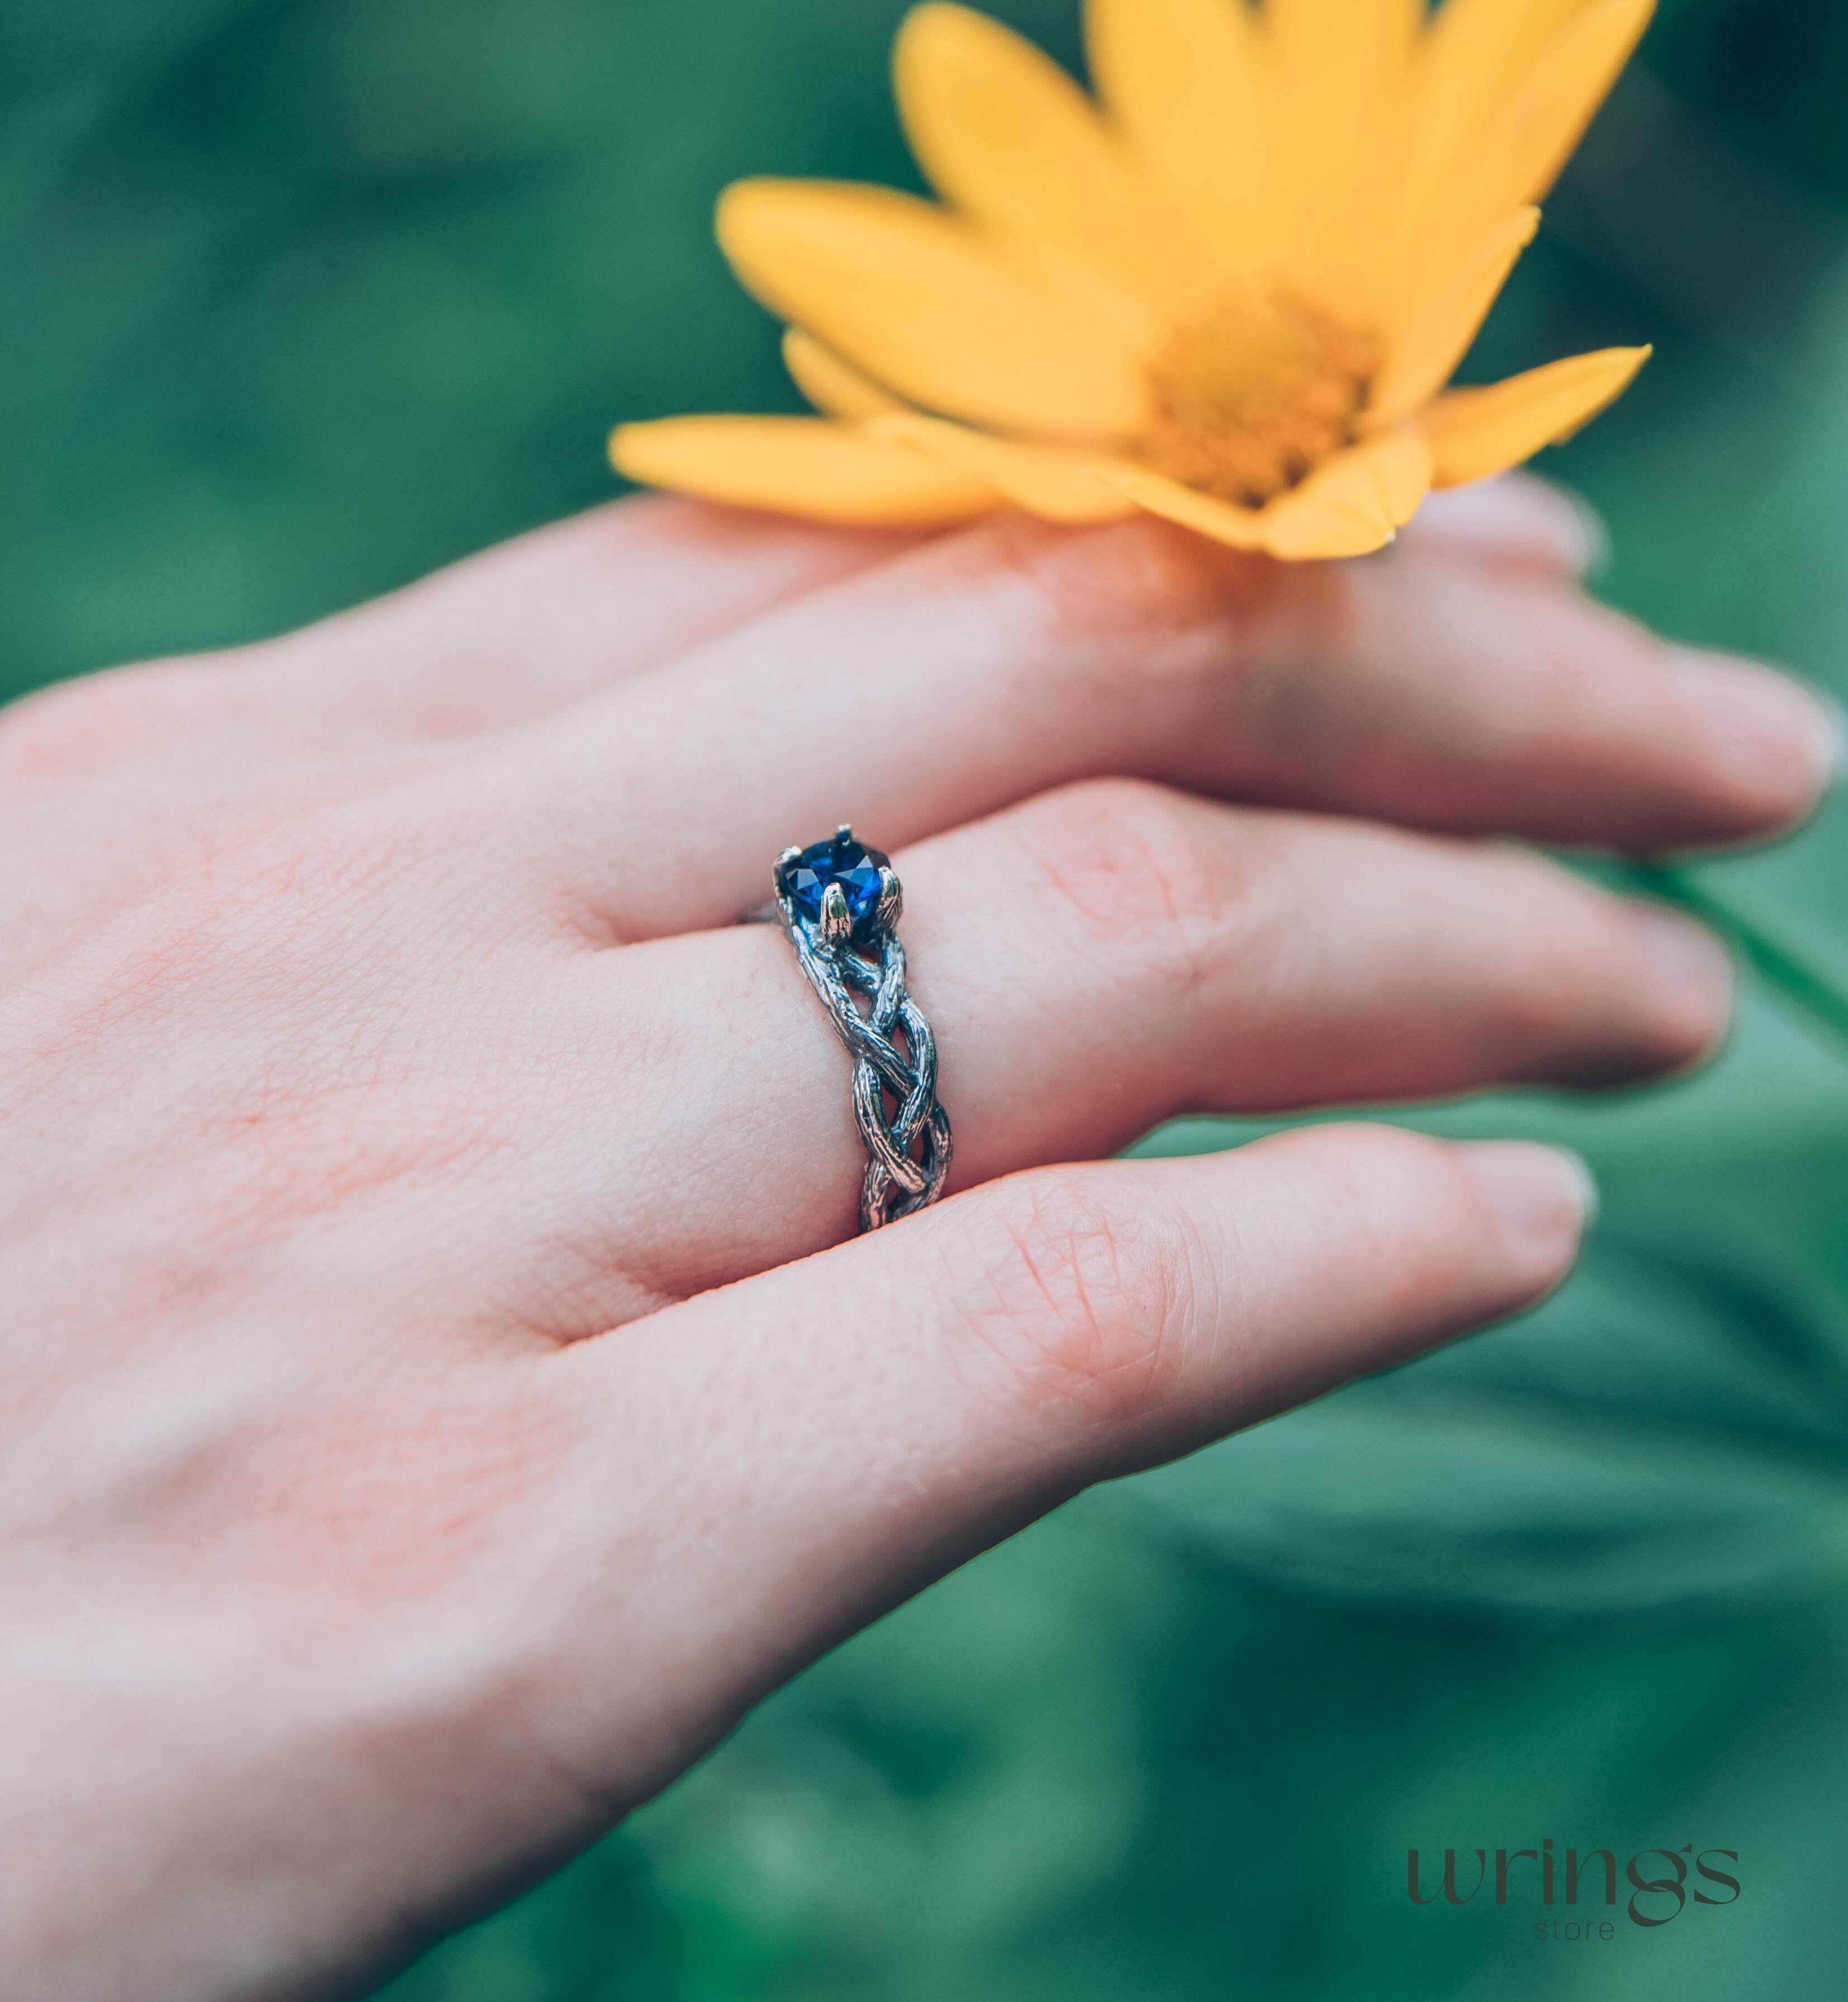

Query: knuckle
[991,510,1264,666]
[1025,779,1240,999]
[948,1170,1195,1427]
[1530,603,1672,732]
[980,512,1288,736]
[1320,1121,1449,1222]
[1593,606,1674,680]
[1289,1123,1475,1307]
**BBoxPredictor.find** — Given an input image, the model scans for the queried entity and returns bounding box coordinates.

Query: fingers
[255,496,930,742]
[225,472,1593,740]
[1404,472,1606,578]
[0,497,927,877]
[496,510,1836,941]
[545,780,1727,1310]
[532,1125,1591,1796]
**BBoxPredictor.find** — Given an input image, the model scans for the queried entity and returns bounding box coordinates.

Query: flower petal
[869,413,1139,525]
[1107,433,1434,562]
[1260,432,1435,559]
[610,416,997,526]
[1368,206,1540,429]
[1384,0,1653,318]
[1103,469,1269,551]
[716,178,1150,442]
[894,3,1182,319]
[783,329,903,420]
[1423,0,1600,122]
[1419,346,1651,488]
[1266,0,1425,296]
[1380,0,1605,283]
[1083,0,1273,288]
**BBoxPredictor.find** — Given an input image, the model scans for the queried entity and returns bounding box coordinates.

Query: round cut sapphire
[779,834,890,934]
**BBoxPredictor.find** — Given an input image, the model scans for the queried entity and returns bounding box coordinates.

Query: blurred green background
[7,1,1848,1995]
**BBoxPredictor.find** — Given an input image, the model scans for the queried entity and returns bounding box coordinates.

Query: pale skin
[0,477,1833,2000]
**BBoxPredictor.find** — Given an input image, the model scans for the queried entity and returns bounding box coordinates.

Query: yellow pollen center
[1142,288,1383,508]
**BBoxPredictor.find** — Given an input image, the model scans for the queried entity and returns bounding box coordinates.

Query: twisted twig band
[775,831,952,1232]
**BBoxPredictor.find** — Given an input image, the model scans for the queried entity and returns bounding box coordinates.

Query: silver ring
[774,827,952,1233]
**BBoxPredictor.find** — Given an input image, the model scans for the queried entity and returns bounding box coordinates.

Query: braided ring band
[774,827,952,1233]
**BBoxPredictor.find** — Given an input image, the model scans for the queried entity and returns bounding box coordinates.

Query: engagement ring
[774,829,951,1233]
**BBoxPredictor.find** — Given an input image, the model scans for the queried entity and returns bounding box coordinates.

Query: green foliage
[7,1,1848,1995]
[390,1516,1848,2001]
[1126,1028,1848,1621]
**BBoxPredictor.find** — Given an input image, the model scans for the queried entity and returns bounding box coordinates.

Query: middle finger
[493,511,1834,945]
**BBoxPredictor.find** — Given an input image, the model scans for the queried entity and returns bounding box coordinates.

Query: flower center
[1141,288,1383,507]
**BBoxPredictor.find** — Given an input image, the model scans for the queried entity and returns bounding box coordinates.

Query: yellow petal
[1422,0,1602,122]
[1083,0,1273,290]
[1266,0,1425,297]
[1419,346,1651,488]
[1108,433,1434,562]
[1387,0,1653,317]
[1102,468,1269,551]
[783,329,903,420]
[717,178,1149,443]
[1462,0,1653,208]
[869,412,1139,524]
[1261,431,1434,559]
[1368,207,1541,429]
[1381,0,1607,288]
[609,416,997,527]
[894,4,1182,319]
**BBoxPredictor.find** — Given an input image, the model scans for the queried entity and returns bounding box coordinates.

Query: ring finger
[520,778,1729,1328]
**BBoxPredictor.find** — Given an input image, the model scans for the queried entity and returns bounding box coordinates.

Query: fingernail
[1818,688,1848,788]
[1557,485,1611,578]
[1456,1142,1598,1268]
[1626,901,1735,1058]
[1672,649,1842,827]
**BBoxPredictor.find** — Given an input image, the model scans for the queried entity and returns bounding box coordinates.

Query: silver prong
[836,823,853,841]
[777,845,802,869]
[818,880,853,947]
[874,867,903,931]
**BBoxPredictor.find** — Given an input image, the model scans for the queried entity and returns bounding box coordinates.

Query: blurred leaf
[1109,1223,1848,1619]
[1117,983,1848,1619]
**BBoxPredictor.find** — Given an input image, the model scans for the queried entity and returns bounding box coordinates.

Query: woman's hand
[0,479,1830,2000]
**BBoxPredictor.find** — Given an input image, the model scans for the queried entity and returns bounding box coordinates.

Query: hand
[0,479,1830,1999]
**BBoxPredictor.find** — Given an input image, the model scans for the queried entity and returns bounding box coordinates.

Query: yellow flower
[611,0,1655,561]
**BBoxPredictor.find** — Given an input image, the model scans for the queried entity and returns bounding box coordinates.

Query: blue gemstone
[779,834,890,932]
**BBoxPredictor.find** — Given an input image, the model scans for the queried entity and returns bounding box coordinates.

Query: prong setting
[818,879,854,947]
[778,830,893,945]
[874,867,903,932]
